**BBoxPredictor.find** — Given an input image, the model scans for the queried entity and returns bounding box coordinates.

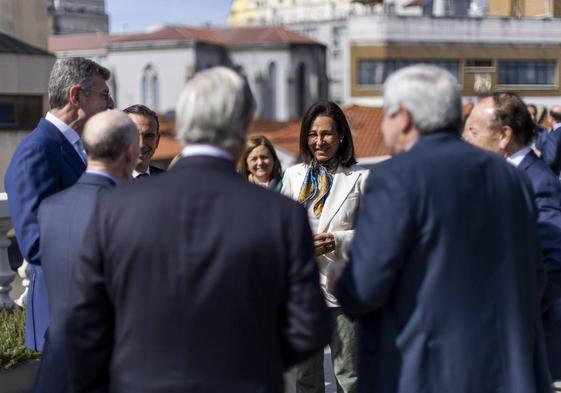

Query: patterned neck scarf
[297,157,338,217]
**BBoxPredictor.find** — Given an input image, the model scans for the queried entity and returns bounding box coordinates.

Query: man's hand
[313,232,335,257]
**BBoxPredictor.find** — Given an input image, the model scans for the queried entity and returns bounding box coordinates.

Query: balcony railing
[0,192,15,308]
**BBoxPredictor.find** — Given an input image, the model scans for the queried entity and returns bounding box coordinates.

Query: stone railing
[0,193,29,309]
[0,192,15,308]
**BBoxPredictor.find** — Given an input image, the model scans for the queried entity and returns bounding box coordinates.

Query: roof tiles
[152,105,389,162]
[49,25,319,53]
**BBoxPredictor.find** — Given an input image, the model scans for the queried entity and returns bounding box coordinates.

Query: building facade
[46,0,109,35]
[488,0,561,17]
[346,14,561,107]
[0,0,50,49]
[0,0,55,191]
[227,0,490,104]
[49,26,327,122]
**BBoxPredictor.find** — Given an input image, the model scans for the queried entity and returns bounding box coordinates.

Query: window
[357,60,460,86]
[141,64,159,111]
[465,59,492,67]
[497,60,556,86]
[0,95,42,130]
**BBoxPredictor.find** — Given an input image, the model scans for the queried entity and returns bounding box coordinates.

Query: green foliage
[0,308,40,369]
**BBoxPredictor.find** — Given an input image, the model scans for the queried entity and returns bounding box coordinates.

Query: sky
[107,0,232,33]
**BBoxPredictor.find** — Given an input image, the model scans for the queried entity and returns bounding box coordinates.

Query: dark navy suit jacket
[33,173,116,393]
[66,156,331,393]
[539,125,561,176]
[336,131,551,393]
[520,150,561,379]
[4,118,86,351]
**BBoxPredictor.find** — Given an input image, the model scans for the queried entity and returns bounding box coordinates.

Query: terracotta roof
[48,25,319,53]
[153,135,182,161]
[152,105,389,161]
[250,105,389,158]
[211,26,318,46]
[49,32,113,52]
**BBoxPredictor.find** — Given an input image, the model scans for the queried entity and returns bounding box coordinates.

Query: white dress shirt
[181,144,233,162]
[45,112,87,163]
[506,146,532,168]
[132,167,151,178]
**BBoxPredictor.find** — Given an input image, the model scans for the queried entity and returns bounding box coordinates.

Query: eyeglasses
[308,131,337,143]
[84,88,112,102]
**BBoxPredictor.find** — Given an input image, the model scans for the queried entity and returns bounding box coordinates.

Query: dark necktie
[135,173,149,179]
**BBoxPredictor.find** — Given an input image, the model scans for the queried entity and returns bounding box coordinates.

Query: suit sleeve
[335,167,413,315]
[66,200,113,393]
[533,176,561,310]
[281,203,331,369]
[5,143,60,265]
[541,129,561,175]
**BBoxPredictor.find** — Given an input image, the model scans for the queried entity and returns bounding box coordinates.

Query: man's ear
[125,144,137,164]
[68,85,81,106]
[499,125,513,151]
[155,133,161,149]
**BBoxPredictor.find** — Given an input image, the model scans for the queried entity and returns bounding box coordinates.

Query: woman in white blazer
[282,101,368,393]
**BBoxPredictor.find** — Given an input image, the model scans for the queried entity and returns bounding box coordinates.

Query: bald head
[83,110,139,162]
[550,105,561,124]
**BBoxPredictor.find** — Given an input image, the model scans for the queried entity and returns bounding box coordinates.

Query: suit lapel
[41,118,86,177]
[317,166,361,233]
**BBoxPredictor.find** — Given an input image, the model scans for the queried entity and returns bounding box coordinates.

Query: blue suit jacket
[520,151,561,379]
[66,156,331,393]
[4,118,86,351]
[33,173,116,393]
[539,125,561,176]
[335,131,551,393]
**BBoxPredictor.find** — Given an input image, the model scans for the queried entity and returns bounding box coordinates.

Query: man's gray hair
[83,110,138,161]
[383,64,462,134]
[176,66,255,148]
[48,57,111,109]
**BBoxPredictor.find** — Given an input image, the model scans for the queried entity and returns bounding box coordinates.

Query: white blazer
[282,163,369,306]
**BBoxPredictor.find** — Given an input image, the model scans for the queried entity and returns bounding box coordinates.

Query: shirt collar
[86,170,118,184]
[133,167,151,178]
[506,146,532,167]
[181,144,233,162]
[45,111,81,145]
[554,122,561,131]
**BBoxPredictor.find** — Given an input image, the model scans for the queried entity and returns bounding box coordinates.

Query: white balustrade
[0,192,15,308]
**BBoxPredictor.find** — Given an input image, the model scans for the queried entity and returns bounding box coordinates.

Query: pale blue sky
[107,0,232,33]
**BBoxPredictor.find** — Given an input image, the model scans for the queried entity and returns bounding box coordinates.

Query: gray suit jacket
[34,172,116,393]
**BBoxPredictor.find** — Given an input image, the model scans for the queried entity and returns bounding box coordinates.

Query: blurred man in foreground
[67,67,331,393]
[331,65,551,393]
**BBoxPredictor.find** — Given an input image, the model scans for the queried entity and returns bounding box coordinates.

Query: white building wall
[286,19,346,103]
[102,47,197,113]
[229,48,292,121]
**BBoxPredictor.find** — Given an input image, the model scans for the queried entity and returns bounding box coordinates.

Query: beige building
[0,0,50,50]
[228,0,374,26]
[229,0,260,26]
[488,0,561,17]
[0,0,55,192]
[346,14,561,107]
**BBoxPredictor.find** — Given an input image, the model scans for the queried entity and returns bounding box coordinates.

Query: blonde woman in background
[238,135,283,192]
